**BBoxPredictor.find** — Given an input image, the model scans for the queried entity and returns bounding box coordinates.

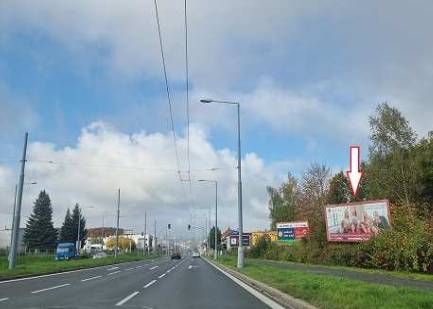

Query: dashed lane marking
[149,266,158,270]
[81,275,102,282]
[143,279,157,288]
[108,271,121,276]
[107,266,120,271]
[158,274,166,279]
[31,284,71,294]
[115,291,140,306]
[0,298,9,302]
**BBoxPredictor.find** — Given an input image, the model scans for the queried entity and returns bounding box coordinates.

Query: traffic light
[168,224,171,230]
[188,224,191,230]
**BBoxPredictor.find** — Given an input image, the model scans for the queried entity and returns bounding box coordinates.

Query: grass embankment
[0,253,158,280]
[218,256,433,309]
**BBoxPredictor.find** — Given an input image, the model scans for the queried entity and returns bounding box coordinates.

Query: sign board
[230,231,251,247]
[251,231,277,246]
[325,200,391,242]
[276,222,309,243]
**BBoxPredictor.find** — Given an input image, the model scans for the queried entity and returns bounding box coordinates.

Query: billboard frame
[324,199,391,243]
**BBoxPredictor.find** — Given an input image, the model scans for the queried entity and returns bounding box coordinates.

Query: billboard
[251,231,277,246]
[325,200,391,242]
[230,231,251,247]
[276,222,309,243]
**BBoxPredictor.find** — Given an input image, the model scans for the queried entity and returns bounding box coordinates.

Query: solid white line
[115,291,139,306]
[158,273,166,279]
[108,271,121,276]
[143,279,157,288]
[81,275,102,282]
[149,266,158,270]
[31,283,71,294]
[107,266,119,271]
[205,261,286,309]
[0,298,9,302]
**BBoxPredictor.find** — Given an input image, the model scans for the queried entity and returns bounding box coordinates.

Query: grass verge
[217,256,433,309]
[0,253,158,280]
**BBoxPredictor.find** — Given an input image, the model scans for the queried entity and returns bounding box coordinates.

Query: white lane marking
[149,266,158,270]
[135,265,143,269]
[125,267,134,271]
[205,260,286,309]
[31,283,71,294]
[143,279,157,288]
[81,275,102,282]
[107,266,119,271]
[115,291,140,306]
[0,258,164,285]
[158,273,166,279]
[0,298,9,302]
[166,269,171,273]
[108,271,121,276]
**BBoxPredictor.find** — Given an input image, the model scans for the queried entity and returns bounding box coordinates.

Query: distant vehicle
[55,242,78,261]
[192,251,200,258]
[92,252,108,259]
[171,252,181,260]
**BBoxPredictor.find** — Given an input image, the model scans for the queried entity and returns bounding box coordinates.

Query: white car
[192,251,200,258]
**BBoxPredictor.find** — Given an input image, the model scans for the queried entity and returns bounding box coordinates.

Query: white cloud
[0,122,282,236]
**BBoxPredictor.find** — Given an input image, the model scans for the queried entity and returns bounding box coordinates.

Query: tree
[268,172,299,229]
[60,208,74,242]
[71,204,87,248]
[327,170,367,204]
[208,226,221,250]
[23,191,58,251]
[369,102,416,157]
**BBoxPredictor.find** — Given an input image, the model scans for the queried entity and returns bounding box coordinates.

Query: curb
[206,258,317,309]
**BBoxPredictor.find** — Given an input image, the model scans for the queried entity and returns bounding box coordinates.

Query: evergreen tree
[71,204,86,247]
[208,226,221,250]
[60,208,74,242]
[23,191,58,250]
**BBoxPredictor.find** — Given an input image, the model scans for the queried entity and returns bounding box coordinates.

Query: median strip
[143,279,157,288]
[81,275,102,282]
[115,291,139,306]
[31,283,71,294]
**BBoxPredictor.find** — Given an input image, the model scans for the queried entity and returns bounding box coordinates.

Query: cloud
[0,122,283,236]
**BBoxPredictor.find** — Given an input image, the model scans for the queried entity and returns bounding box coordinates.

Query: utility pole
[115,189,120,258]
[9,132,28,269]
[77,208,81,254]
[8,184,18,262]
[153,219,157,253]
[214,182,218,260]
[144,210,147,255]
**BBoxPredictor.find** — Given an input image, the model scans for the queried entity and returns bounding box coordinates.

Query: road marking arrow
[346,145,363,196]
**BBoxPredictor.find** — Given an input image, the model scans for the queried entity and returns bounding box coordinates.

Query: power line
[153,0,183,182]
[184,0,191,182]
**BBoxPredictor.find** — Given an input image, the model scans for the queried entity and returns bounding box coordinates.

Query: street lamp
[198,179,218,260]
[200,98,244,268]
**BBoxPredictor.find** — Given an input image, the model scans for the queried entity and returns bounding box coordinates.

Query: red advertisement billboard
[324,200,391,242]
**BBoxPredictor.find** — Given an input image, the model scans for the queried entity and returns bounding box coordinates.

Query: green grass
[0,253,158,280]
[217,256,433,309]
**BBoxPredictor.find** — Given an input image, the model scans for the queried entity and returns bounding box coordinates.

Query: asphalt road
[0,256,271,309]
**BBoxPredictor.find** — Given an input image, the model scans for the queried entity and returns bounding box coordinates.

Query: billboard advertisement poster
[325,200,391,242]
[276,222,309,243]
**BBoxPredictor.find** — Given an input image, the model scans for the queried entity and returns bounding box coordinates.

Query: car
[92,252,108,259]
[171,252,181,260]
[192,251,200,258]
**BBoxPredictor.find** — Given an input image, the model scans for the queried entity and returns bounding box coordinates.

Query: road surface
[0,256,271,308]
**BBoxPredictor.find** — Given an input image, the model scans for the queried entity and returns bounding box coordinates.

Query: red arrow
[346,145,363,196]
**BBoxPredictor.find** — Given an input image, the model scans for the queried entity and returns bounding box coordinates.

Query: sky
[1,0,433,239]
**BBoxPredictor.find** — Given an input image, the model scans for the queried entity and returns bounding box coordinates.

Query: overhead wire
[153,0,183,182]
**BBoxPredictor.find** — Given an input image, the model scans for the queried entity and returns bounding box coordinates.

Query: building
[0,228,25,254]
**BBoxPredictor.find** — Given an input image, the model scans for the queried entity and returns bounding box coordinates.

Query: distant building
[0,228,25,253]
[86,227,124,238]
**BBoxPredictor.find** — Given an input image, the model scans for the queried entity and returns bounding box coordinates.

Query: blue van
[55,242,77,261]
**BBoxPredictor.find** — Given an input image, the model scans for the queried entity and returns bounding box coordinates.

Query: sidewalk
[250,259,433,292]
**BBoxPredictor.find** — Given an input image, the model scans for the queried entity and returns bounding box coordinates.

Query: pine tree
[71,204,86,247]
[60,208,74,242]
[23,191,58,251]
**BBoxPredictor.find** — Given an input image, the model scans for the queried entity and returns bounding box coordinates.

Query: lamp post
[200,99,244,268]
[198,179,218,260]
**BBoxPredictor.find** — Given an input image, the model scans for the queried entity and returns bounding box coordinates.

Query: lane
[0,256,173,309]
[128,256,270,309]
